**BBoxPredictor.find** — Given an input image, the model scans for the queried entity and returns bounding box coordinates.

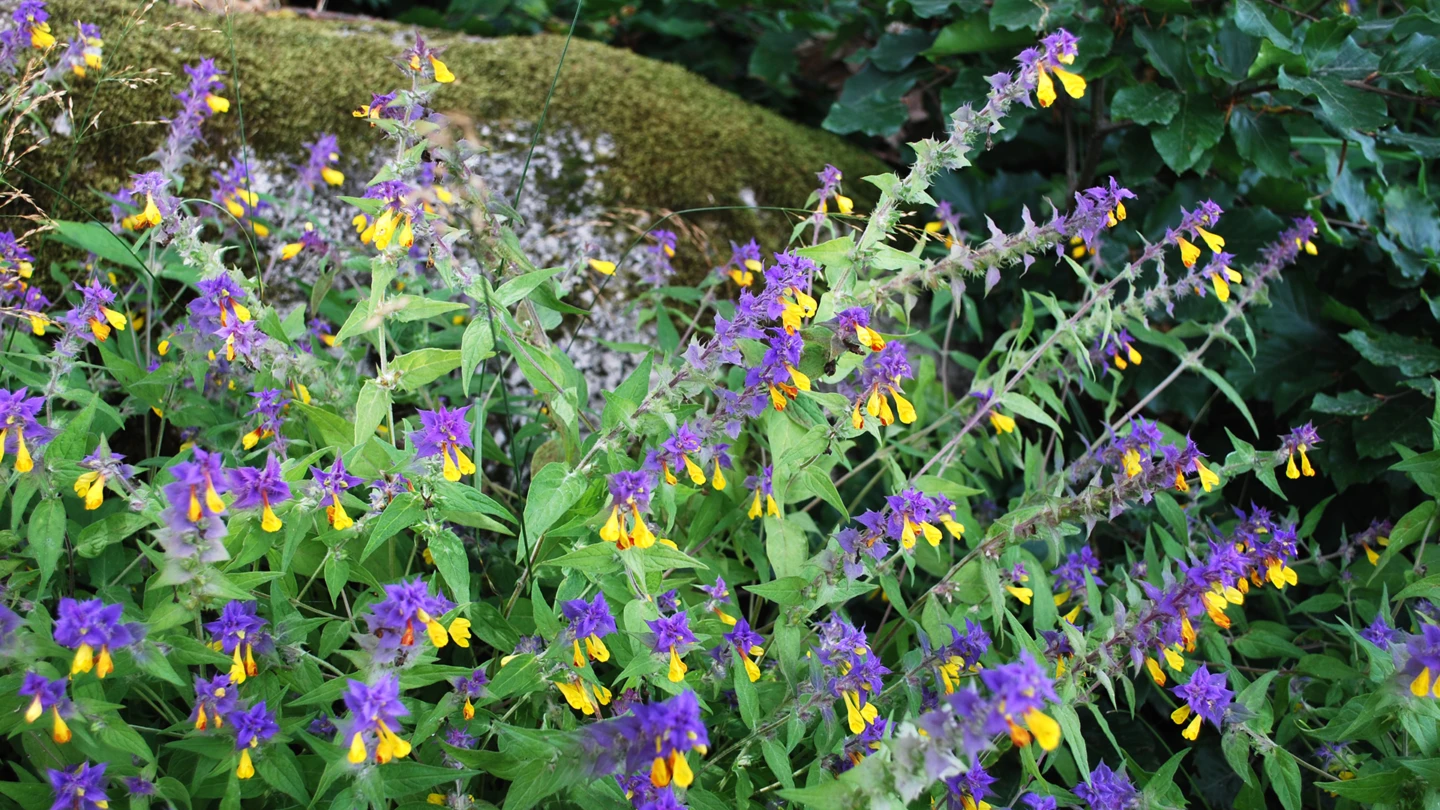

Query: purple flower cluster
[563,593,616,668]
[586,690,709,790]
[54,597,142,679]
[1128,506,1302,685]
[204,601,270,684]
[409,404,476,482]
[0,386,49,472]
[813,615,889,733]
[360,577,460,663]
[340,675,411,765]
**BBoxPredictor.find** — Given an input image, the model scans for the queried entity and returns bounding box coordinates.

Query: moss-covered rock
[36,0,884,247]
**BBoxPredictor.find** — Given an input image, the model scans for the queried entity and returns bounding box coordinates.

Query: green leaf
[602,353,652,431]
[29,498,66,590]
[494,267,565,308]
[1263,748,1302,810]
[1324,769,1412,802]
[793,466,847,520]
[353,381,391,446]
[1230,109,1293,178]
[540,543,621,575]
[1342,330,1440,377]
[822,93,909,138]
[1151,96,1226,174]
[391,349,463,391]
[428,531,470,602]
[361,492,424,561]
[460,315,495,396]
[925,17,1032,56]
[379,762,480,799]
[744,576,809,607]
[49,220,146,272]
[764,516,806,579]
[1234,0,1297,52]
[523,463,587,544]
[733,648,759,729]
[989,0,1043,31]
[1278,68,1390,131]
[294,403,355,452]
[389,295,469,323]
[1111,85,1181,125]
[47,396,97,463]
[998,392,1062,436]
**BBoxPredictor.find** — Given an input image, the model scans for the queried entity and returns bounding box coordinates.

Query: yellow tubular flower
[1036,68,1057,107]
[1178,238,1202,268]
[1196,226,1225,253]
[1025,708,1062,750]
[237,749,255,779]
[1049,65,1086,100]
[588,259,616,275]
[429,55,455,82]
[52,709,71,744]
[989,412,1016,435]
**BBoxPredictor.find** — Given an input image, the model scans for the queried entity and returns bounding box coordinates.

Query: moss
[34,0,885,246]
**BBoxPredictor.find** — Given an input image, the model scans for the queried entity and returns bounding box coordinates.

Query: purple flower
[1282,422,1321,480]
[297,133,344,188]
[1170,665,1233,738]
[648,612,697,683]
[47,762,108,810]
[1074,762,1139,810]
[190,274,251,333]
[697,577,737,626]
[242,389,288,451]
[835,306,886,352]
[340,676,411,764]
[164,448,229,528]
[600,469,658,549]
[0,387,49,472]
[1023,794,1058,810]
[308,713,337,736]
[453,669,488,720]
[592,691,709,789]
[0,603,22,653]
[74,444,134,511]
[935,621,990,694]
[656,590,680,614]
[979,652,1061,750]
[19,673,71,742]
[228,453,292,533]
[232,700,280,778]
[1403,624,1440,698]
[563,593,616,667]
[743,465,777,521]
[943,764,995,810]
[409,404,476,482]
[205,601,270,684]
[53,598,142,679]
[216,319,266,366]
[723,617,766,683]
[811,164,852,223]
[852,342,917,430]
[362,578,457,655]
[122,778,155,797]
[744,327,811,414]
[113,171,175,234]
[1361,615,1401,650]
[158,59,227,173]
[192,673,238,730]
[311,457,364,530]
[443,726,477,750]
[640,230,678,285]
